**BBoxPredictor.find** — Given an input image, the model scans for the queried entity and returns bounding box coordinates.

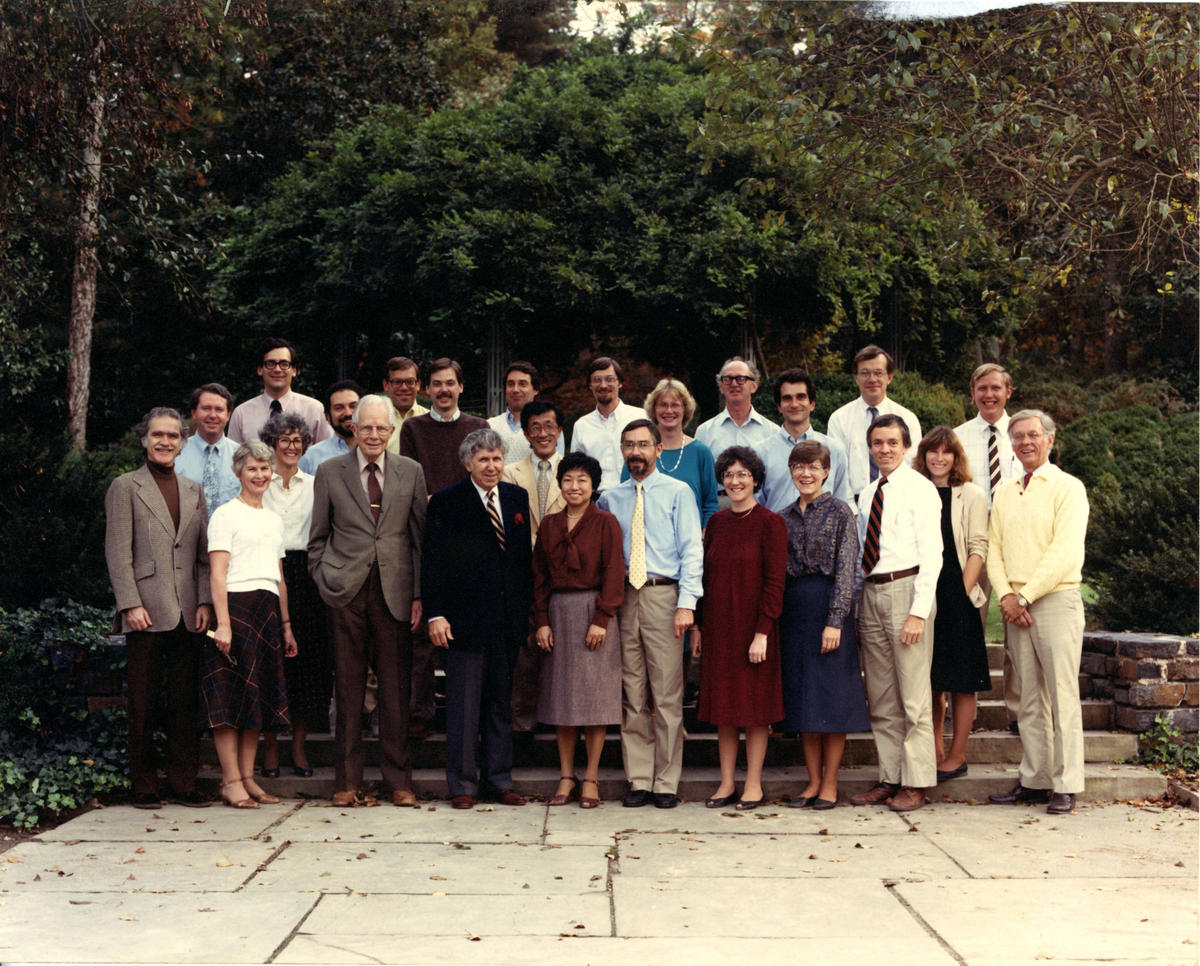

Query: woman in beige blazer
[915,426,991,783]
[104,407,212,808]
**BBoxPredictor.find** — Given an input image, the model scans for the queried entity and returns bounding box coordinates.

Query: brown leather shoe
[850,782,898,806]
[451,794,475,809]
[495,788,526,807]
[331,789,360,807]
[888,786,927,812]
[1046,792,1075,815]
[391,789,418,807]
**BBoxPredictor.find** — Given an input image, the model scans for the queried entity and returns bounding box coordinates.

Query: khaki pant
[858,575,937,789]
[1010,588,1085,794]
[619,583,684,795]
[980,572,1020,723]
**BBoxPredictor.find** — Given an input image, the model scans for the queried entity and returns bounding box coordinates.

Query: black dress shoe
[936,762,968,782]
[132,792,162,810]
[167,789,212,807]
[1046,792,1075,814]
[787,795,814,809]
[652,792,680,809]
[623,788,652,808]
[705,793,739,809]
[988,784,1050,805]
[811,797,838,810]
[1008,721,1020,735]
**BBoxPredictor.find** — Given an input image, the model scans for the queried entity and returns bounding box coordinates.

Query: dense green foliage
[1056,406,1198,634]
[1138,714,1199,772]
[0,601,129,828]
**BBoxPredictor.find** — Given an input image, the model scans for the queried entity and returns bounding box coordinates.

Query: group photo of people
[105,337,1088,817]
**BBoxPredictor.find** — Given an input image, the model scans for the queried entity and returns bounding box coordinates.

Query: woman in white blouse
[204,440,297,808]
[259,412,331,779]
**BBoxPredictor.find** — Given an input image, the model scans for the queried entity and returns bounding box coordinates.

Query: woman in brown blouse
[533,453,625,808]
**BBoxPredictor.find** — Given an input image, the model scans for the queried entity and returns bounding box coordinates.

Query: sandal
[243,775,280,805]
[260,766,280,779]
[219,779,259,810]
[579,778,601,809]
[548,776,578,806]
[292,765,314,778]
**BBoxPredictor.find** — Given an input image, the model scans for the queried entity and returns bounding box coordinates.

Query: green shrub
[0,431,141,609]
[1057,408,1199,635]
[1138,715,1200,772]
[1011,373,1191,427]
[0,601,129,828]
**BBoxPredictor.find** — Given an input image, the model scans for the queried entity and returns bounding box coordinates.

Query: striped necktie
[988,424,1001,496]
[861,476,887,574]
[487,490,506,550]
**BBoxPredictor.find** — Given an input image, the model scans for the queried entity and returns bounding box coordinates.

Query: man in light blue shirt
[487,361,565,465]
[755,368,853,512]
[174,383,240,516]
[299,380,363,475]
[693,356,779,467]
[598,419,703,810]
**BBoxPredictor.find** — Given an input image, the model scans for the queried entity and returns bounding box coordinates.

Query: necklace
[730,502,756,518]
[657,443,686,474]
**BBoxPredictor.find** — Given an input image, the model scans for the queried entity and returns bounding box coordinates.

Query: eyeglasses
[277,436,304,450]
[718,374,752,386]
[591,376,619,386]
[357,424,391,437]
[621,440,656,450]
[856,368,887,379]
[722,470,753,481]
[1011,431,1045,442]
[262,359,293,371]
[790,462,827,476]
[387,377,418,388]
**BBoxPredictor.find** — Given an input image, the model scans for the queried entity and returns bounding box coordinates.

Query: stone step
[206,727,1136,770]
[200,762,1166,805]
[973,666,1091,701]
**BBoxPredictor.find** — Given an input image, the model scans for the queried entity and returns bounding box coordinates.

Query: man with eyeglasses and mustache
[694,356,779,466]
[569,356,645,494]
[228,337,331,445]
[599,419,703,809]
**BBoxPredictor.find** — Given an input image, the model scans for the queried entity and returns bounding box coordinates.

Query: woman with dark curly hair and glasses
[692,445,786,811]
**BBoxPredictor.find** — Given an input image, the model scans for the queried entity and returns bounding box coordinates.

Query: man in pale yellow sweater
[986,409,1088,815]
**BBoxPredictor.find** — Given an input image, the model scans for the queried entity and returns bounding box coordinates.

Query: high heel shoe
[243,776,280,804]
[579,779,601,809]
[219,780,259,809]
[259,766,280,779]
[548,776,578,806]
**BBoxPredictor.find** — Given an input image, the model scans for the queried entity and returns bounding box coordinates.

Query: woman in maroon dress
[692,446,786,810]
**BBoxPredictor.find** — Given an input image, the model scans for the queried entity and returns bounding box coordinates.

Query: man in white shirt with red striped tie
[851,414,943,813]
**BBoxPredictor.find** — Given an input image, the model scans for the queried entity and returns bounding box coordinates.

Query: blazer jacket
[500,452,565,545]
[949,481,990,609]
[422,478,533,653]
[104,464,211,634]
[308,452,426,622]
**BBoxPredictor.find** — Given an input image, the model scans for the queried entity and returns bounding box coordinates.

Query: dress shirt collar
[356,448,386,474]
[592,404,626,424]
[470,478,496,508]
[262,389,295,405]
[717,406,769,428]
[778,423,814,446]
[504,409,521,431]
[971,410,1010,432]
[429,408,461,423]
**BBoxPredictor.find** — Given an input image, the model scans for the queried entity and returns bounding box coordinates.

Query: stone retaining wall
[1081,631,1199,732]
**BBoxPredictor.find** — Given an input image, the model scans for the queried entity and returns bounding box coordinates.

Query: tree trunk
[66,65,107,452]
[1102,247,1128,375]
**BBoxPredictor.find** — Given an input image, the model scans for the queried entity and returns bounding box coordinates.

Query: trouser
[1010,588,1085,794]
[329,566,412,793]
[444,646,515,796]
[980,572,1019,723]
[125,622,202,796]
[409,628,436,722]
[618,583,684,795]
[510,632,544,733]
[857,576,937,789]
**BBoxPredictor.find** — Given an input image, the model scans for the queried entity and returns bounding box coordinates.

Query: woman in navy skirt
[204,440,297,808]
[778,440,870,810]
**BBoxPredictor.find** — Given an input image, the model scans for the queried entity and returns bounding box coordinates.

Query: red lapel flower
[514,512,525,525]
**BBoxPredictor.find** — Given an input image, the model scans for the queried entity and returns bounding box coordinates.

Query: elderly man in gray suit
[105,407,213,809]
[309,394,427,807]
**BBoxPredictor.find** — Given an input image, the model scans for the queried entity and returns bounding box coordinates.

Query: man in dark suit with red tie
[424,427,533,809]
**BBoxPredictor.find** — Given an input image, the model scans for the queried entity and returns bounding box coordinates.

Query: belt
[630,576,678,587]
[865,565,919,584]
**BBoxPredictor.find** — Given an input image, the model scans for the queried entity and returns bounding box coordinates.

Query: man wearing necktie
[986,410,1088,816]
[175,383,241,516]
[954,363,1022,731]
[851,414,943,813]
[598,419,703,809]
[308,395,426,808]
[501,402,567,742]
[424,428,533,809]
[227,337,331,445]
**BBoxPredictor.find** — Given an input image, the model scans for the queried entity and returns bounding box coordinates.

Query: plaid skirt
[201,589,289,732]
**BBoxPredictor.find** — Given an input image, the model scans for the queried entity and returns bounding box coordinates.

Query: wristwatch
[1016,594,1029,609]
